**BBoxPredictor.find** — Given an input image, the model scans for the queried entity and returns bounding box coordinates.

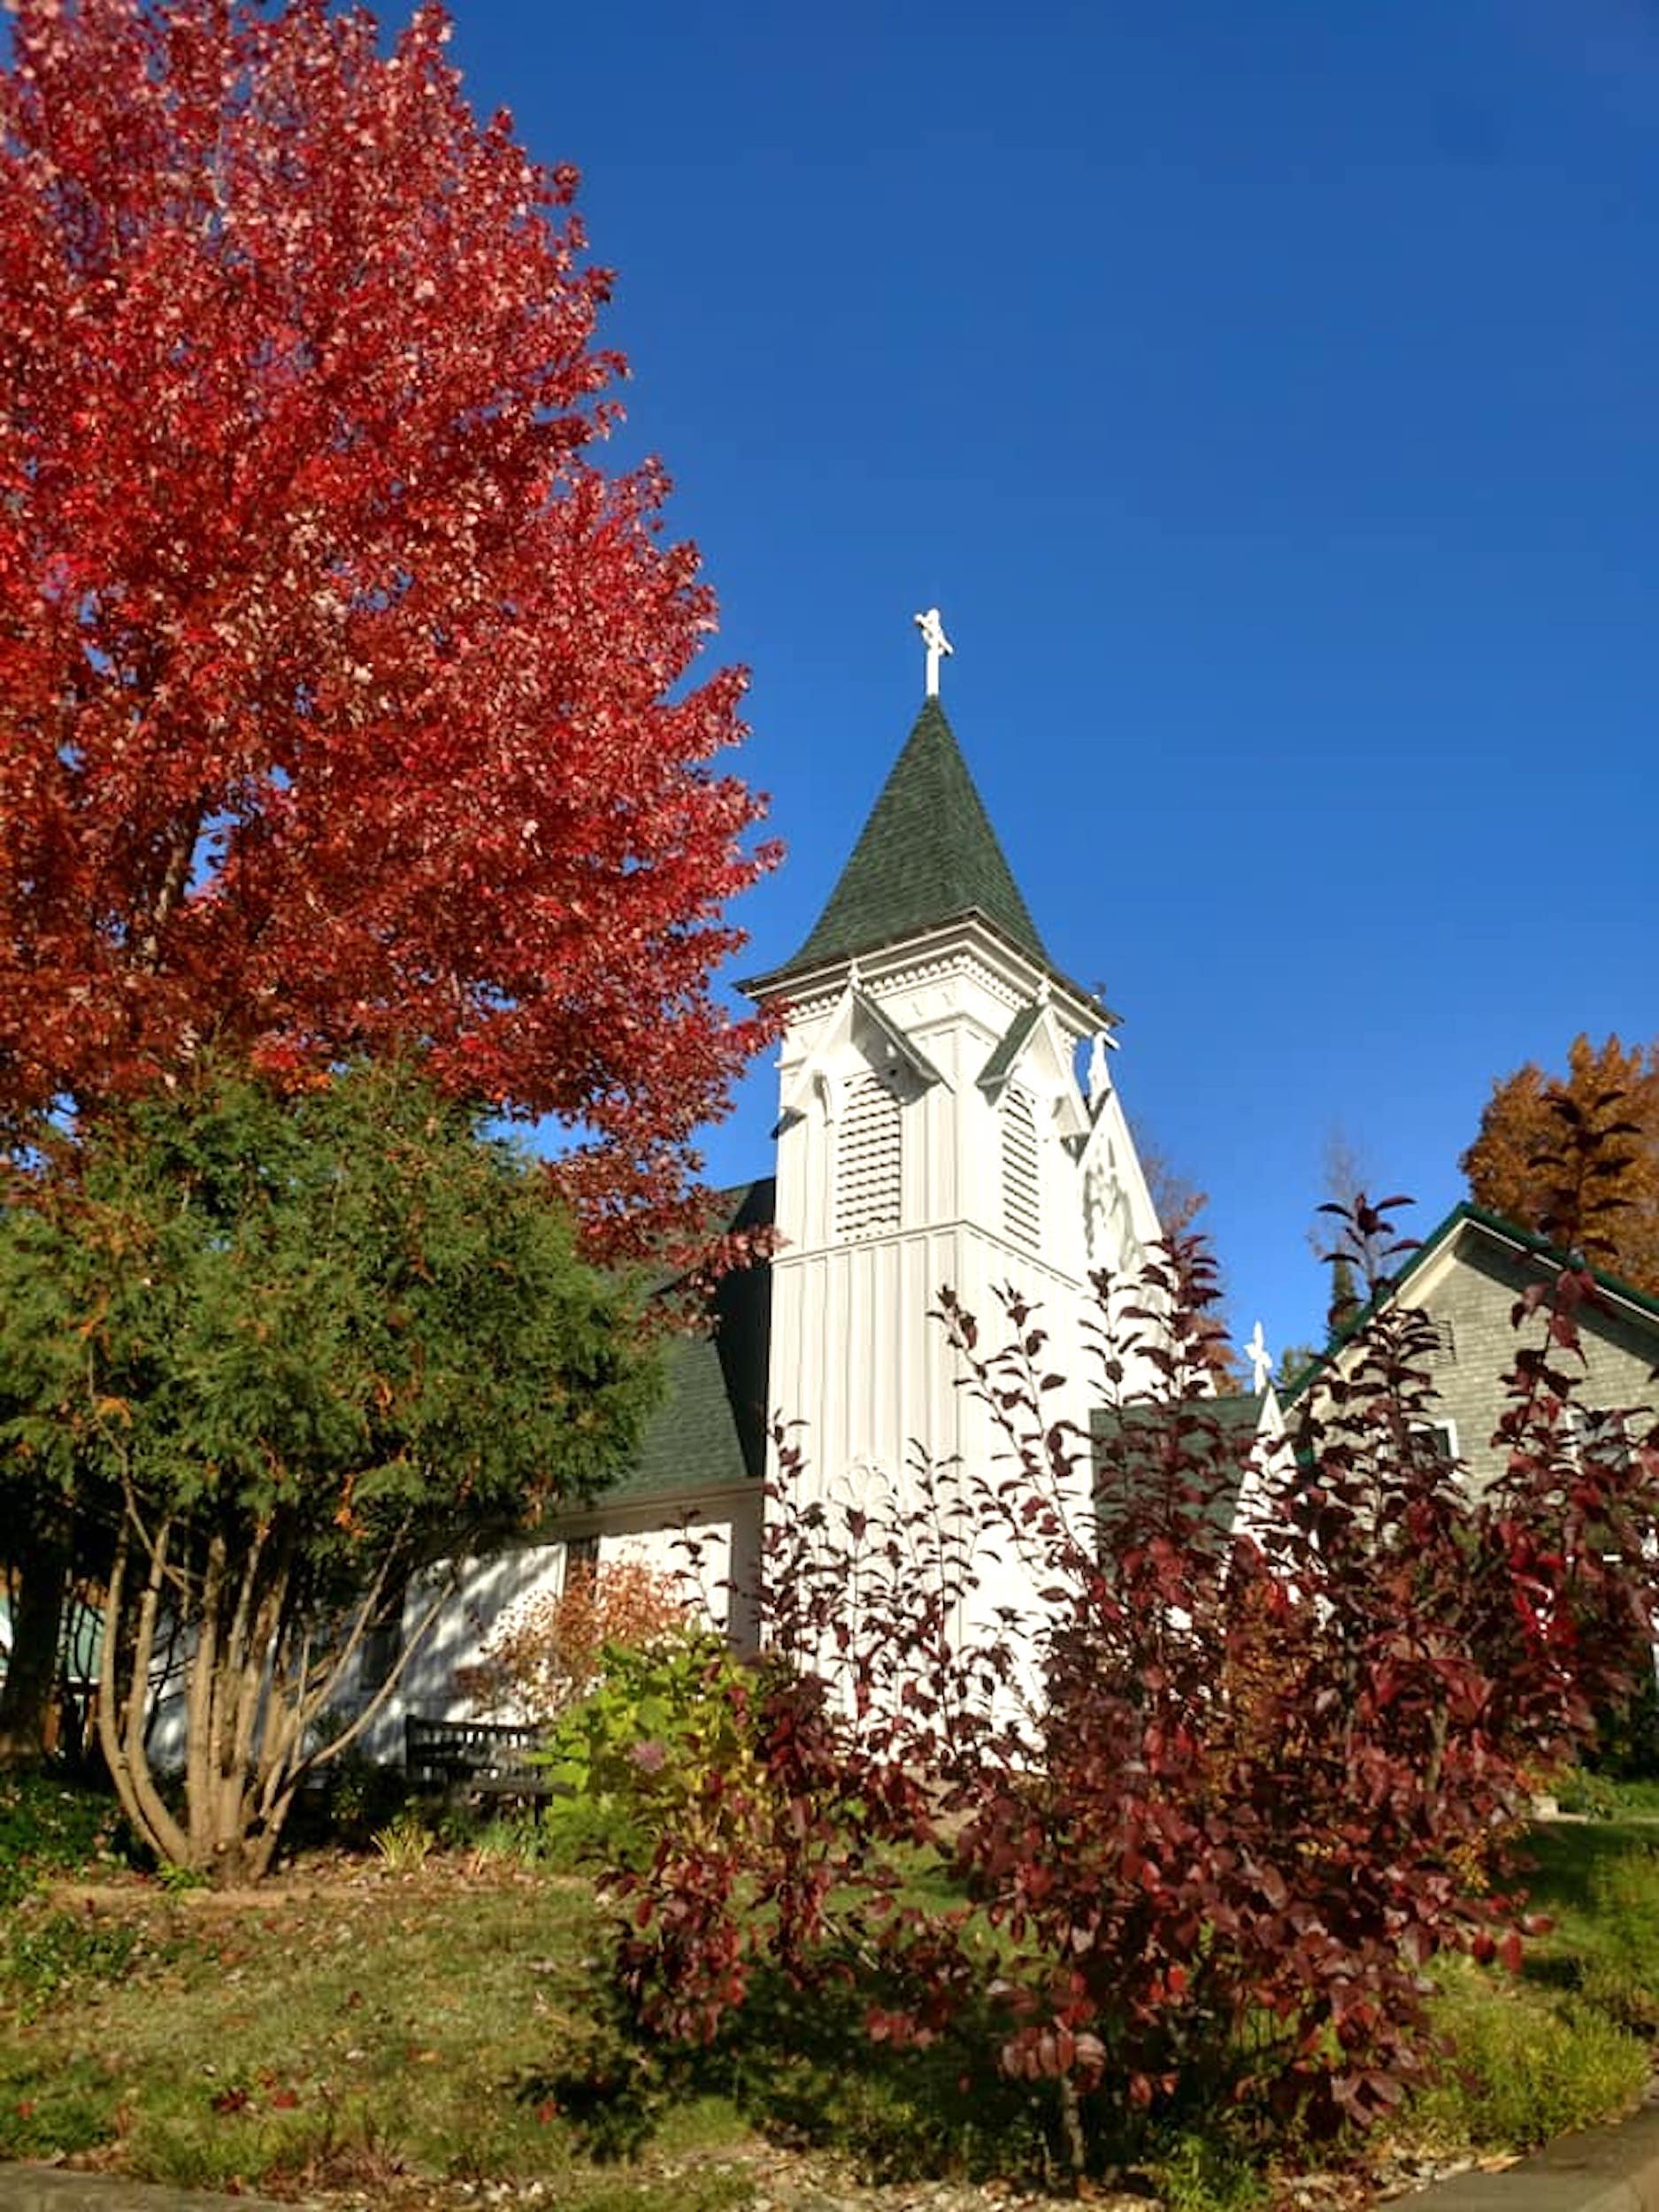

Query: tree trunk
[1056,2073,1087,2187]
[191,1532,294,1884]
[0,1533,70,1766]
[98,1515,191,1870]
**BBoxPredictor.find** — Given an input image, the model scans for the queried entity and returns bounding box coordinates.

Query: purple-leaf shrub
[609,1152,1659,2167]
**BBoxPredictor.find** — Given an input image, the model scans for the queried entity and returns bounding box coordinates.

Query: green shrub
[1577,1956,1659,2037]
[371,1809,434,1871]
[536,1628,759,1870]
[321,1748,411,1847]
[472,1799,626,1871]
[1570,1841,1659,2032]
[1551,1766,1620,1820]
[1154,2131,1267,2212]
[1417,1970,1648,2150]
[1587,1660,1659,1780]
[468,1809,553,1865]
[157,1860,211,1894]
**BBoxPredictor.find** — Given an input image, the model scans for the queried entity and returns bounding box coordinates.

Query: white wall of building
[760,918,1166,1659]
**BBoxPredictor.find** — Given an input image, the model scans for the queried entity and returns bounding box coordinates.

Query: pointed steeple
[785,698,1048,973]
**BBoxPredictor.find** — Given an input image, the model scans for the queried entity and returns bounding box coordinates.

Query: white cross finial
[914,607,953,697]
[1245,1321,1272,1394]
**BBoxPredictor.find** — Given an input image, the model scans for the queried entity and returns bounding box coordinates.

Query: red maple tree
[0,0,775,1250]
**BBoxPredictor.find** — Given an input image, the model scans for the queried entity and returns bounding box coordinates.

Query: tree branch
[98,1507,189,1869]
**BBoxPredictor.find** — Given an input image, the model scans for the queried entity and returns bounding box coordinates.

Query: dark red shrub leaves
[609,1103,1659,2172]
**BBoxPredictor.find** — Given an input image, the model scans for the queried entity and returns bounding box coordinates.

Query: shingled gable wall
[1286,1207,1659,1494]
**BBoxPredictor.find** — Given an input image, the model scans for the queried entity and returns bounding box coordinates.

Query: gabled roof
[778,983,950,1126]
[599,1179,774,1507]
[1455,1202,1659,1324]
[780,697,1049,974]
[1280,1201,1659,1409]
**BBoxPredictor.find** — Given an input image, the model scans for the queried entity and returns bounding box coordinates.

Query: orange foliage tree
[1462,1035,1659,1292]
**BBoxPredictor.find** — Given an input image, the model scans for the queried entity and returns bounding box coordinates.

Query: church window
[835,1069,902,1239]
[1002,1086,1041,1250]
[564,1533,600,1589]
[357,1586,405,1695]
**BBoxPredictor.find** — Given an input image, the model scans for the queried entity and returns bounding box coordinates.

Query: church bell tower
[741,615,1163,1561]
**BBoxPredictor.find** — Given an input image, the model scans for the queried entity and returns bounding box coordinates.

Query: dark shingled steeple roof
[784,697,1048,972]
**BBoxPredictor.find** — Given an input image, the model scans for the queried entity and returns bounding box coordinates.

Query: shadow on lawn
[518,1966,1059,2183]
[516,1819,1659,2192]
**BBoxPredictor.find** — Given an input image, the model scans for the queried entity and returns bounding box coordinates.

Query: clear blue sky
[442,0,1657,1363]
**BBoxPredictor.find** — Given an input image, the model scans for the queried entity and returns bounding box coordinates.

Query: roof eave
[741,906,1119,1031]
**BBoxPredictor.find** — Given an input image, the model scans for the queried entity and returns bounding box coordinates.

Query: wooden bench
[403,1715,565,1808]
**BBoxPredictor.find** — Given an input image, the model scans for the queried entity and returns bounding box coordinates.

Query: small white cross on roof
[1245,1322,1272,1394]
[914,607,953,697]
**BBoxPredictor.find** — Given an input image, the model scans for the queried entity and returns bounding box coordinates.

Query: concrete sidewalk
[1383,2102,1659,2210]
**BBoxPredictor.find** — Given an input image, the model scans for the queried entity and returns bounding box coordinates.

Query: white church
[390,615,1190,1722]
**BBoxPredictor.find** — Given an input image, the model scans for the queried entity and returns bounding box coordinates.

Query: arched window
[1002,1086,1041,1250]
[835,1069,902,1240]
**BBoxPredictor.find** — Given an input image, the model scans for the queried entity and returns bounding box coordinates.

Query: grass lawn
[4,1781,1659,2210]
[1,1854,764,2209]
[1522,1815,1659,1939]
[1396,1802,1659,2164]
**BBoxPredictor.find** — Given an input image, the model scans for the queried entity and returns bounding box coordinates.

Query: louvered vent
[835,1070,902,1240]
[1003,1087,1040,1249]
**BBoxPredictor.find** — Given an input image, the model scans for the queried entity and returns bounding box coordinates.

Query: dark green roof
[1089,1394,1266,1533]
[603,1179,773,1506]
[1091,1391,1267,1443]
[782,698,1048,972]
